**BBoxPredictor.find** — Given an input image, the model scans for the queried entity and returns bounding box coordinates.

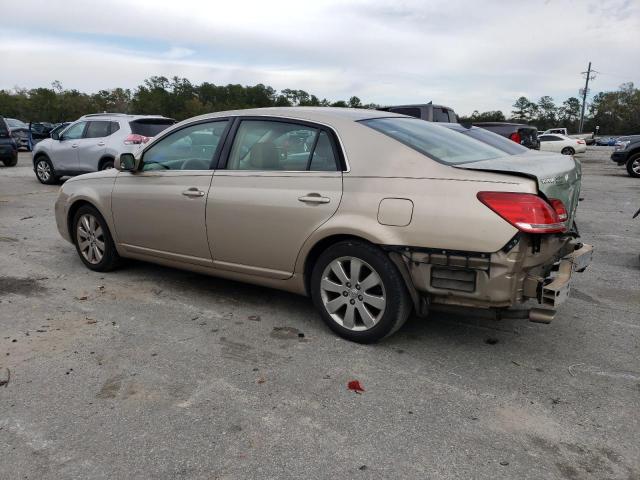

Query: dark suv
[473,122,540,150]
[611,135,640,178]
[0,117,19,166]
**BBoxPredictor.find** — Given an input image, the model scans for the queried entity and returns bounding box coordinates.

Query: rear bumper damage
[389,235,593,322]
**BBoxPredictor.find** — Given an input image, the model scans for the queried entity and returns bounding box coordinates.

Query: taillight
[509,132,522,144]
[577,139,585,144]
[548,198,568,222]
[477,192,567,233]
[124,134,150,145]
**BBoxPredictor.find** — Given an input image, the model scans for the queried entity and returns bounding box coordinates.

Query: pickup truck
[611,135,640,178]
[378,102,458,123]
[541,128,595,145]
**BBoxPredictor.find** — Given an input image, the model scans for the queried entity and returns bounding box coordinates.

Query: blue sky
[1,0,638,115]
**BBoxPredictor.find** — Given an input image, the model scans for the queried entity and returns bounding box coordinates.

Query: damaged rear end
[399,152,593,322]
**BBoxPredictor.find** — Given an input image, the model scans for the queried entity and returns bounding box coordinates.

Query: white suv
[32,113,174,184]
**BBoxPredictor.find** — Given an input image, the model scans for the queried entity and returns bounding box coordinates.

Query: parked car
[440,123,530,154]
[539,134,587,155]
[5,118,30,150]
[473,122,540,150]
[595,136,618,146]
[32,113,175,184]
[0,117,19,166]
[541,127,594,144]
[611,135,640,178]
[378,102,458,122]
[53,107,592,343]
[30,122,57,145]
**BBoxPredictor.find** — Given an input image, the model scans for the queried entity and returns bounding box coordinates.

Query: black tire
[626,154,640,178]
[561,147,575,155]
[310,239,412,343]
[72,205,121,272]
[34,156,60,184]
[100,159,114,170]
[2,156,18,167]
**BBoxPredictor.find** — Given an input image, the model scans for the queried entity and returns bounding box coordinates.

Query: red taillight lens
[548,198,568,222]
[509,132,521,144]
[577,139,585,144]
[124,134,150,145]
[477,192,567,233]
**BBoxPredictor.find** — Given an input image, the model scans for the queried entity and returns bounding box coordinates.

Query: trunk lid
[455,151,582,228]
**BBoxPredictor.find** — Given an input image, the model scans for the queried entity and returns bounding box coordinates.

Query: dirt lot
[1,148,639,479]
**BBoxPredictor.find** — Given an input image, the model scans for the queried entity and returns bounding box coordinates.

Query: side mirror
[51,132,60,140]
[115,153,139,171]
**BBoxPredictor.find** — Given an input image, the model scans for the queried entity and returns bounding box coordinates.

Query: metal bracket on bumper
[530,243,593,323]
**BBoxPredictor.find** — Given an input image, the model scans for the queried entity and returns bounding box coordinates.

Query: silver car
[32,113,174,184]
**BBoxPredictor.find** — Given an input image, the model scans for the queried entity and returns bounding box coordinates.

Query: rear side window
[362,117,508,165]
[130,119,174,137]
[433,108,451,122]
[110,122,120,134]
[227,120,338,171]
[84,121,112,138]
[389,107,421,119]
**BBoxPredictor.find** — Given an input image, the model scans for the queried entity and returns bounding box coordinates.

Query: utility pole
[578,61,596,133]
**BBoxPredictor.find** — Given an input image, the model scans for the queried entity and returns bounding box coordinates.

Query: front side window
[84,121,112,139]
[433,108,451,122]
[226,120,338,171]
[362,117,508,165]
[142,120,228,171]
[62,122,87,140]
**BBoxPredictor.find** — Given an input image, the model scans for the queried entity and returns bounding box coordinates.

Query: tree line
[1,76,638,134]
[460,82,640,134]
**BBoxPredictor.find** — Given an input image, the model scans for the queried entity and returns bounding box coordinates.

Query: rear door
[74,120,111,172]
[207,117,343,279]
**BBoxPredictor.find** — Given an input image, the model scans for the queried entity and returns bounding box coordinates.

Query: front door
[49,121,86,172]
[111,120,230,265]
[74,120,111,172]
[208,118,343,279]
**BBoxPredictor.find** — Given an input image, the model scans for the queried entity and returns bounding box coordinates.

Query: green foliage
[0,77,371,122]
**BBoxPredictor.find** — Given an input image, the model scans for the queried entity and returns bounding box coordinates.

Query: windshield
[460,127,529,154]
[361,117,508,165]
[6,118,28,129]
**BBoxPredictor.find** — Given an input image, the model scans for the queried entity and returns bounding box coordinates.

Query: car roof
[79,113,173,121]
[186,107,405,125]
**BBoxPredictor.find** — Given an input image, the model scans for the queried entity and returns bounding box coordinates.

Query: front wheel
[100,159,114,170]
[561,147,575,155]
[2,156,18,167]
[626,154,640,178]
[72,205,121,271]
[310,240,412,343]
[34,157,59,184]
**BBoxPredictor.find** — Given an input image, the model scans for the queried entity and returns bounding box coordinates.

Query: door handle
[182,188,205,198]
[298,194,330,204]
[71,144,79,148]
[97,141,106,147]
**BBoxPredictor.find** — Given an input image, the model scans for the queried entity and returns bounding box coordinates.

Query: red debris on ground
[347,380,365,393]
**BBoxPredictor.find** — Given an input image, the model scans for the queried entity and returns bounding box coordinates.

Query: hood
[455,151,582,229]
[66,169,119,183]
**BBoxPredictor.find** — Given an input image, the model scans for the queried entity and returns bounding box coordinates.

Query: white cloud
[0,0,638,115]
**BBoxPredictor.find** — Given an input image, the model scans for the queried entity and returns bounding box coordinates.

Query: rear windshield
[6,118,27,129]
[461,127,529,155]
[361,117,508,165]
[130,119,175,137]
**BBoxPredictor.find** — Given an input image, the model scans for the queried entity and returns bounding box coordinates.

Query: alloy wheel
[320,256,386,331]
[76,214,105,264]
[632,159,640,175]
[36,160,51,182]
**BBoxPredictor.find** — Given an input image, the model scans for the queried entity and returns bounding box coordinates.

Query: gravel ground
[1,148,639,480]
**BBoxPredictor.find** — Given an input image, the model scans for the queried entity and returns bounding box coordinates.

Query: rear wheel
[626,154,640,178]
[2,156,17,167]
[35,157,59,184]
[561,147,575,155]
[72,205,121,271]
[310,240,412,343]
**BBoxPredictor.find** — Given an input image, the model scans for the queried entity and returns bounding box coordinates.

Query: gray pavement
[1,148,639,479]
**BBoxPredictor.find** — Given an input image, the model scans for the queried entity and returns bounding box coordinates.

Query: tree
[536,96,557,129]
[348,96,362,108]
[512,96,530,121]
[558,97,581,130]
